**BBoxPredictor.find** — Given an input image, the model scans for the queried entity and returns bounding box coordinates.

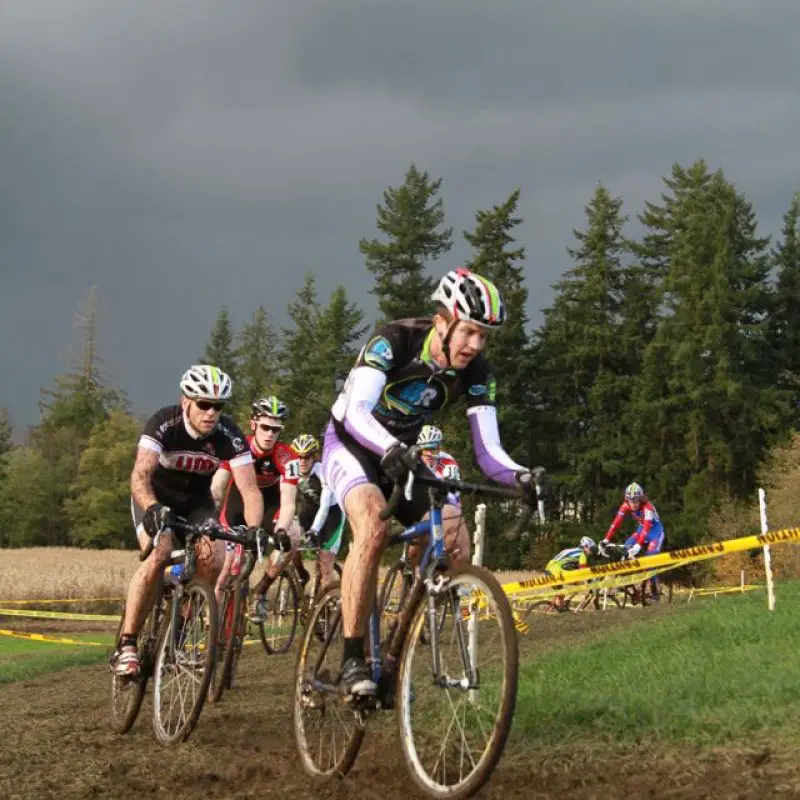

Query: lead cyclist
[322,267,539,696]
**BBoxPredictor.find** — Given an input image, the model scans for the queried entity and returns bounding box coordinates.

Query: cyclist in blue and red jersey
[603,482,665,601]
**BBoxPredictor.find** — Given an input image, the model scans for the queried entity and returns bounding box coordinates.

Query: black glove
[273,528,292,553]
[381,442,417,484]
[306,529,323,549]
[143,503,171,538]
[514,471,538,504]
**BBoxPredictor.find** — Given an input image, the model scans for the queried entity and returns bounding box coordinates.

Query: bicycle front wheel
[293,581,365,779]
[397,564,518,799]
[258,571,300,655]
[152,580,218,745]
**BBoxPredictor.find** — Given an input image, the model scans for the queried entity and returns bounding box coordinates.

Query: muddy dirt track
[1,607,798,800]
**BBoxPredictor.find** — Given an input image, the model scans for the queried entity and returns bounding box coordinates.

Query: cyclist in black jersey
[114,365,264,677]
[292,433,345,588]
[322,268,540,696]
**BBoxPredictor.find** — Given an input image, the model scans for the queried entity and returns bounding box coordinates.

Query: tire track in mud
[0,605,796,799]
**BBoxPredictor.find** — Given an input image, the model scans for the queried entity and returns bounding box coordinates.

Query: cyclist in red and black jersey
[213,395,302,622]
[114,365,263,676]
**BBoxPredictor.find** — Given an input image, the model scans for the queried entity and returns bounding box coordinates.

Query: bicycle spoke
[397,565,518,798]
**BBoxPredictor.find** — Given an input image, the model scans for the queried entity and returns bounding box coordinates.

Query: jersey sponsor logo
[160,452,220,473]
[487,376,497,403]
[384,378,446,415]
[468,384,487,396]
[364,336,394,370]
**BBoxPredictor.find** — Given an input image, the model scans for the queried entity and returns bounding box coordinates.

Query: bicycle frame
[366,503,447,686]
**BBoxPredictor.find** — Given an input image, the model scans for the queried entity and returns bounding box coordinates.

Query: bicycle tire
[259,570,300,655]
[109,594,161,735]
[378,560,413,648]
[152,580,218,745]
[293,580,365,778]
[222,582,247,691]
[396,563,518,799]
[208,587,235,703]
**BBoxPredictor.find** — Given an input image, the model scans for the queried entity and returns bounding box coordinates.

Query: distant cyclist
[416,424,462,509]
[544,536,598,611]
[292,433,345,588]
[603,482,665,601]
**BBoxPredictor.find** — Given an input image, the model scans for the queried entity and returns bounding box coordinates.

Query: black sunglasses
[195,400,226,412]
[257,423,282,433]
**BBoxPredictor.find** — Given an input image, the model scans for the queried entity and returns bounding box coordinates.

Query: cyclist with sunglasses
[114,365,263,676]
[214,396,302,623]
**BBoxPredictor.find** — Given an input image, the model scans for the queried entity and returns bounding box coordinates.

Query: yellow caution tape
[0,608,119,622]
[501,525,800,601]
[0,628,107,646]
[0,596,124,605]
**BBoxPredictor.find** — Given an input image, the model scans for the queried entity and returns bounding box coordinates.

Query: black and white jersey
[138,405,252,511]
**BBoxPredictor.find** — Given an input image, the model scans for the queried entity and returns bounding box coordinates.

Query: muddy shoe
[250,597,268,624]
[339,657,377,698]
[113,645,140,676]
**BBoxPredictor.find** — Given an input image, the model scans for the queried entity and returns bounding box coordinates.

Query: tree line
[1,160,799,562]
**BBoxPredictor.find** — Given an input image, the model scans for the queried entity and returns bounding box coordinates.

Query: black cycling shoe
[340,657,377,697]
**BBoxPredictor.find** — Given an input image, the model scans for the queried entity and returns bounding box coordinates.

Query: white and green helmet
[431,268,506,329]
[251,395,288,421]
[180,364,233,401]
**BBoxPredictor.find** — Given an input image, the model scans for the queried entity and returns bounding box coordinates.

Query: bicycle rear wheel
[378,560,413,648]
[293,581,365,778]
[221,582,248,691]
[152,580,218,745]
[109,593,161,735]
[258,570,300,655]
[397,564,518,799]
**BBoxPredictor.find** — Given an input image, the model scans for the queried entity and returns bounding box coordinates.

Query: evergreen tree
[279,276,367,438]
[533,184,633,518]
[463,188,532,465]
[0,408,11,462]
[359,163,453,320]
[29,287,125,545]
[633,161,788,521]
[769,192,800,417]
[202,307,238,382]
[66,410,140,548]
[231,306,278,422]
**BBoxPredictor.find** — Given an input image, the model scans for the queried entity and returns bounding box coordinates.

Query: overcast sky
[2,0,799,432]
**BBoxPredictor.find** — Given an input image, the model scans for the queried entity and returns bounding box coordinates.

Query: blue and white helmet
[417,425,444,449]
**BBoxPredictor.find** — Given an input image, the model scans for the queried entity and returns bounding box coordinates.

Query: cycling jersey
[219,437,300,528]
[605,500,664,546]
[137,405,252,511]
[424,450,461,506]
[324,319,525,517]
[544,547,588,575]
[297,462,345,555]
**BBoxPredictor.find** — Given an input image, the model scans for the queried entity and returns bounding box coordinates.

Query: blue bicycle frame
[366,503,446,685]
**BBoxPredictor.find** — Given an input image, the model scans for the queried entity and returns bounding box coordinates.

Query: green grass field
[515,581,800,747]
[0,630,114,684]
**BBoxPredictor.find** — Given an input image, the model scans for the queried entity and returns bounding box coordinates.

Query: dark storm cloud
[1,0,798,430]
